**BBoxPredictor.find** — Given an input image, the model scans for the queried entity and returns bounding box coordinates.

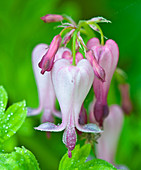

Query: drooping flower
[27,44,61,122]
[35,59,102,157]
[96,105,124,165]
[38,34,62,74]
[87,38,119,126]
[27,44,71,119]
[41,14,63,23]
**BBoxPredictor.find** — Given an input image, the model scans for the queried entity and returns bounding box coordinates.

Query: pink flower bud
[62,50,72,60]
[76,52,83,64]
[38,35,62,74]
[86,50,105,82]
[41,14,63,23]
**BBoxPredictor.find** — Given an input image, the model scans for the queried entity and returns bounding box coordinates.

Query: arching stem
[72,29,78,66]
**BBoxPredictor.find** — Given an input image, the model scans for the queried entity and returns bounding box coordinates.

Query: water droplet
[7,134,10,137]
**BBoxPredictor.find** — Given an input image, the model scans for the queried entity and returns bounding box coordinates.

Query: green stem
[93,23,104,45]
[72,29,78,66]
[91,144,97,158]
[60,26,74,36]
[87,21,104,45]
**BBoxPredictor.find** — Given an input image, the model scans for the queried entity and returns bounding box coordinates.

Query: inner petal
[63,110,77,158]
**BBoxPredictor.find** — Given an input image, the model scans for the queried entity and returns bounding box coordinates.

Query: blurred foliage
[0,0,141,169]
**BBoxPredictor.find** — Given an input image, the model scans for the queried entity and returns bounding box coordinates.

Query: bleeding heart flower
[35,59,102,157]
[27,44,63,122]
[87,38,119,126]
[96,105,124,165]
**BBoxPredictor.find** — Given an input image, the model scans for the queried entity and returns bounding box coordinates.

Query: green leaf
[0,146,40,170]
[0,86,27,143]
[59,144,117,170]
[0,86,8,114]
[79,159,117,170]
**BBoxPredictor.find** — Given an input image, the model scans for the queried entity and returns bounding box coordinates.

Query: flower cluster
[27,14,121,158]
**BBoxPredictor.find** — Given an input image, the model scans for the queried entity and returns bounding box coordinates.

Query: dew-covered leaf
[59,144,91,170]
[0,86,8,114]
[0,86,27,143]
[0,146,40,170]
[59,144,117,170]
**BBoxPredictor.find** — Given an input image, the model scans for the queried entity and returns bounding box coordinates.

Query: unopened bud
[39,35,62,74]
[41,14,63,23]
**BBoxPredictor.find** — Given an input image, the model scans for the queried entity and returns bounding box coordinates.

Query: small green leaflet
[0,146,40,170]
[0,86,27,143]
[59,144,117,170]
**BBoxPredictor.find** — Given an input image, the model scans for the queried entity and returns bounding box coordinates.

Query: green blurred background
[0,0,141,169]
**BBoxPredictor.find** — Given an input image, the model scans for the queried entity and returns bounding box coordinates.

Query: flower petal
[96,105,124,164]
[52,59,94,126]
[41,108,54,123]
[27,107,42,116]
[87,37,100,50]
[35,121,66,132]
[27,44,57,118]
[75,122,102,133]
[63,126,77,158]
[75,52,83,64]
[55,47,71,61]
[78,105,87,125]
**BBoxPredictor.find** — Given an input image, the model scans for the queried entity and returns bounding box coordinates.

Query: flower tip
[38,60,46,74]
[40,16,46,22]
[68,150,72,158]
[94,101,109,126]
[40,69,45,74]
